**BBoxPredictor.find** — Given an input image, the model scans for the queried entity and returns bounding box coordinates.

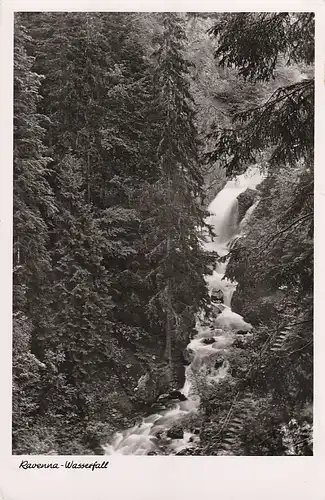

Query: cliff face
[204,178,228,205]
[236,188,257,223]
[230,187,286,326]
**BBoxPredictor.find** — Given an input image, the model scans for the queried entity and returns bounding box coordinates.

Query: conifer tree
[13,15,57,453]
[22,12,160,332]
[141,13,214,379]
[13,11,315,456]
[46,155,116,414]
[26,13,158,425]
[206,12,314,174]
[24,12,157,207]
[13,16,55,316]
[36,152,142,429]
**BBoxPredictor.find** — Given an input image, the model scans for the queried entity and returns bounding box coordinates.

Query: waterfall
[103,167,262,456]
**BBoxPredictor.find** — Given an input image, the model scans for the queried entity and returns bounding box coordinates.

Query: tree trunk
[164,236,173,383]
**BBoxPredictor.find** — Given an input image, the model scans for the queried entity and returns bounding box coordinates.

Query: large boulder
[201,337,216,345]
[166,425,184,440]
[148,403,168,414]
[157,393,170,403]
[214,357,224,369]
[169,390,187,401]
[236,188,257,223]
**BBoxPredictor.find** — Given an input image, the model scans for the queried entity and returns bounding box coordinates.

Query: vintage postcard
[0,0,324,499]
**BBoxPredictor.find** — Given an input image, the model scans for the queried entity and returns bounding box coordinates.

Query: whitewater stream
[104,168,262,456]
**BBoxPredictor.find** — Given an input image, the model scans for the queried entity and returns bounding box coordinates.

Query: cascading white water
[103,167,262,456]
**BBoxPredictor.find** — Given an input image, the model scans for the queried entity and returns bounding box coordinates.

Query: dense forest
[13,12,314,455]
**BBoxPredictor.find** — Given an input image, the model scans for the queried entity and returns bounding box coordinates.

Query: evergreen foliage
[138,13,215,378]
[13,16,55,317]
[206,12,314,176]
[13,11,215,454]
[12,12,314,456]
[194,11,314,456]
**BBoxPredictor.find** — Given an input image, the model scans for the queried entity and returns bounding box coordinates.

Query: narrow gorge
[12,12,313,457]
[104,169,261,455]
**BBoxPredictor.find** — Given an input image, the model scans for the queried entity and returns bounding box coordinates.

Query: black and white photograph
[12,10,314,458]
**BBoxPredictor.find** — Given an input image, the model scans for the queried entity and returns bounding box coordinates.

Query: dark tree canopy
[12,12,314,457]
[208,13,314,82]
[206,12,314,176]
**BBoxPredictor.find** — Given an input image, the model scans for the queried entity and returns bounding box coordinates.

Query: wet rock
[157,393,170,402]
[236,329,250,335]
[211,289,223,303]
[148,403,167,414]
[166,425,184,440]
[169,390,181,399]
[214,358,224,369]
[169,390,187,401]
[201,337,216,345]
[157,390,187,403]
